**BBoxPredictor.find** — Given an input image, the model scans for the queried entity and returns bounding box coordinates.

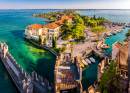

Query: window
[49,30,54,32]
[50,33,54,35]
[36,29,38,31]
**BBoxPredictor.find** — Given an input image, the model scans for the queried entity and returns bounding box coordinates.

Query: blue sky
[0,0,130,9]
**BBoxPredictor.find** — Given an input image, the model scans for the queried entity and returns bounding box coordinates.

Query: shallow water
[105,27,129,53]
[0,9,130,92]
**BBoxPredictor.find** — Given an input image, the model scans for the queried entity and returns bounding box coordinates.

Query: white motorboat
[107,33,112,36]
[85,59,91,64]
[89,57,95,63]
[101,44,110,49]
[82,60,88,66]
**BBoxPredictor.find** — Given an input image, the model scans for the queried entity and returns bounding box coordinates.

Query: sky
[0,0,130,9]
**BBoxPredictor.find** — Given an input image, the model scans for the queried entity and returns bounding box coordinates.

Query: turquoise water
[105,27,129,53]
[0,9,58,93]
[0,9,130,92]
[77,9,130,24]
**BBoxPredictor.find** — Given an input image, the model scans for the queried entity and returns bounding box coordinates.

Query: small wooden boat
[85,59,91,64]
[101,44,110,49]
[82,60,88,66]
[89,57,95,63]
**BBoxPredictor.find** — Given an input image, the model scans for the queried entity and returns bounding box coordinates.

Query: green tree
[52,35,55,48]
[79,36,86,40]
[98,60,120,93]
[71,23,86,39]
[72,14,79,23]
[55,36,57,48]
[43,37,47,45]
[49,17,56,21]
[126,29,130,38]
[93,15,96,20]
[39,35,42,44]
[78,18,84,25]
[61,19,72,40]
[92,27,107,38]
[63,19,68,25]
[61,46,67,53]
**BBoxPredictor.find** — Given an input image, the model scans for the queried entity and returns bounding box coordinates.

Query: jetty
[0,42,54,93]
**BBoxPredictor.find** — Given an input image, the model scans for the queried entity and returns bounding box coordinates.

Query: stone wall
[0,42,53,93]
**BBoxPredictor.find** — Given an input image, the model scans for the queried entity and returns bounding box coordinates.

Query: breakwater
[0,42,54,93]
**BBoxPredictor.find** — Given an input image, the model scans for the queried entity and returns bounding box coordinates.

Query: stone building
[54,55,82,93]
[112,38,130,92]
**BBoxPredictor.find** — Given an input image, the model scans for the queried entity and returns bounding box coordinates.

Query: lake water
[0,9,130,92]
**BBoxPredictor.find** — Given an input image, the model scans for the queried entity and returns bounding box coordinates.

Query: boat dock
[0,42,54,93]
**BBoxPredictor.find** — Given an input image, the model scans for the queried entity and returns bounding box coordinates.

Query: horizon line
[0,8,130,10]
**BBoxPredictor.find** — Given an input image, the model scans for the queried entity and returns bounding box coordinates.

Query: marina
[0,9,130,92]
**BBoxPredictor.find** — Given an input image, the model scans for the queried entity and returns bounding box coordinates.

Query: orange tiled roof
[27,24,43,29]
[54,20,64,26]
[61,16,71,21]
[68,15,74,18]
[43,23,59,29]
[113,41,128,53]
[43,16,72,29]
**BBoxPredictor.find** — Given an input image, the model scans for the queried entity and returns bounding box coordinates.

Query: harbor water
[0,9,130,92]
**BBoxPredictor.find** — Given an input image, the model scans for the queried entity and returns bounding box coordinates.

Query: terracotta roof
[68,15,74,18]
[43,16,72,29]
[27,24,43,29]
[113,41,128,53]
[54,20,64,26]
[61,16,71,21]
[43,23,59,29]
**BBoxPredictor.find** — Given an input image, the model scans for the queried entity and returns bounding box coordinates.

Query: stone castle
[0,42,54,93]
[54,54,82,93]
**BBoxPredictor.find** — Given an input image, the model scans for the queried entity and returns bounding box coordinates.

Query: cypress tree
[55,36,57,48]
[39,35,42,44]
[52,35,55,48]
[44,37,47,45]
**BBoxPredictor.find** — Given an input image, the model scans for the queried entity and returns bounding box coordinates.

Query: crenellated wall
[0,42,53,93]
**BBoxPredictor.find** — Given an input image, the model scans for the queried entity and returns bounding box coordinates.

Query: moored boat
[85,59,91,64]
[104,37,109,39]
[111,32,116,35]
[106,33,112,36]
[89,57,95,63]
[101,44,110,49]
[82,60,88,66]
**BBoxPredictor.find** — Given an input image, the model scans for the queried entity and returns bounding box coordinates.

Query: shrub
[31,38,40,44]
[79,36,86,40]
